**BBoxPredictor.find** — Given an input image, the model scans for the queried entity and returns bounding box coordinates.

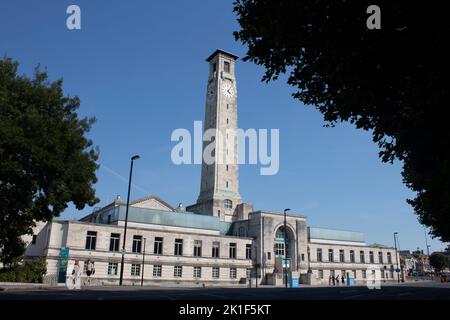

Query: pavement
[0,281,449,300]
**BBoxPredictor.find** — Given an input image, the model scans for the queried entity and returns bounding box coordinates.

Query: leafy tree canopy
[233,0,450,241]
[429,252,449,273]
[0,57,99,266]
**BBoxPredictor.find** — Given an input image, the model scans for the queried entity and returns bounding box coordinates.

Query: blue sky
[0,0,446,252]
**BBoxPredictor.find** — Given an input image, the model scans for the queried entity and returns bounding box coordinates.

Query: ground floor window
[108,262,118,275]
[330,270,335,277]
[153,265,162,277]
[362,270,367,279]
[174,266,183,278]
[194,267,201,278]
[230,268,237,279]
[131,264,141,276]
[318,270,324,279]
[212,267,220,279]
[352,270,357,279]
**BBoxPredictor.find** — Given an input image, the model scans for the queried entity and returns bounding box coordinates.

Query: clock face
[221,80,234,98]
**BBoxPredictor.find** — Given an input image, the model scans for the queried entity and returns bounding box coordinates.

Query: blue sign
[291,278,299,288]
[57,247,70,283]
[347,277,355,286]
[282,259,290,268]
[395,268,401,273]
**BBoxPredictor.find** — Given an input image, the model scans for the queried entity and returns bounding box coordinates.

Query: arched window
[275,226,286,240]
[224,199,232,209]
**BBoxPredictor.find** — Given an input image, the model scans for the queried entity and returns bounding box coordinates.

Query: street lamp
[394,232,400,283]
[119,154,140,286]
[283,208,290,289]
[307,246,312,273]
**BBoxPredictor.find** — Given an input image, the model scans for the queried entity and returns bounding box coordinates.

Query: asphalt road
[0,282,449,300]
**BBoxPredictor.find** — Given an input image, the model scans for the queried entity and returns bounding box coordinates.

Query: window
[174,239,183,256]
[341,270,346,277]
[153,265,162,277]
[267,252,271,260]
[350,250,355,263]
[328,249,334,262]
[212,63,216,73]
[226,165,229,171]
[154,237,163,255]
[174,266,182,278]
[108,262,118,275]
[246,244,252,259]
[339,250,345,262]
[224,61,230,73]
[318,270,324,279]
[226,118,229,124]
[387,252,392,264]
[212,267,220,279]
[330,270,335,277]
[362,270,367,279]
[369,251,374,263]
[229,243,237,259]
[227,104,229,110]
[132,235,143,253]
[230,268,237,279]
[85,231,97,250]
[194,267,201,278]
[226,181,229,188]
[109,233,120,252]
[301,253,305,261]
[224,199,232,209]
[381,270,385,278]
[317,249,323,262]
[212,242,220,258]
[360,251,365,263]
[31,235,37,245]
[378,252,383,264]
[274,243,286,257]
[131,264,141,276]
[352,270,357,279]
[194,240,202,257]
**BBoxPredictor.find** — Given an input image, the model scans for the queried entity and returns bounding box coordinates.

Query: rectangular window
[381,270,385,278]
[229,243,236,259]
[131,264,141,276]
[224,61,230,73]
[212,267,220,279]
[317,249,323,262]
[108,262,118,275]
[109,233,120,252]
[174,239,183,256]
[362,270,367,279]
[387,252,392,264]
[339,250,345,263]
[194,240,202,257]
[31,235,37,245]
[154,237,163,255]
[194,267,201,278]
[212,63,216,73]
[352,270,357,279]
[174,266,182,278]
[230,268,237,279]
[318,270,324,279]
[350,250,355,263]
[267,252,271,260]
[360,251,365,263]
[85,231,97,250]
[212,242,220,258]
[369,251,374,263]
[378,252,383,264]
[328,249,334,262]
[132,235,143,253]
[341,270,346,278]
[246,244,252,259]
[153,265,162,277]
[330,270,335,277]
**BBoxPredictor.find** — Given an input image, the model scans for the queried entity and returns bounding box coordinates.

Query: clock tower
[187,49,251,222]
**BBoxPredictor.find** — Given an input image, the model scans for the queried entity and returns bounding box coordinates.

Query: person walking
[328,275,332,286]
[332,275,335,286]
[341,275,345,285]
[68,260,82,290]
[336,275,340,285]
[85,259,95,285]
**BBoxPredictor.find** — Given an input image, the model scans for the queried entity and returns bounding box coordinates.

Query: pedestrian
[336,276,340,285]
[68,260,82,290]
[85,259,95,285]
[328,275,332,286]
[341,275,345,285]
[332,275,335,286]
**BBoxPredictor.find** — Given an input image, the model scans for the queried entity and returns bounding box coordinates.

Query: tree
[429,252,449,273]
[233,0,450,241]
[0,57,99,266]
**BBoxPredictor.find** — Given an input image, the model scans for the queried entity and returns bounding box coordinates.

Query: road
[0,281,449,300]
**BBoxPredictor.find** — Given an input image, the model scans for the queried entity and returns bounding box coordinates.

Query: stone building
[24,50,399,286]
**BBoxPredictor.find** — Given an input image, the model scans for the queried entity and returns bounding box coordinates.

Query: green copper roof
[308,227,365,243]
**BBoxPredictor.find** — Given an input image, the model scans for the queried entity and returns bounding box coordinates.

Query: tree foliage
[0,57,99,265]
[429,252,449,273]
[233,0,450,241]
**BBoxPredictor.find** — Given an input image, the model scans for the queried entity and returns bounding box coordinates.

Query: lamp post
[119,155,140,286]
[141,237,146,287]
[307,246,312,273]
[284,208,290,288]
[394,232,400,283]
